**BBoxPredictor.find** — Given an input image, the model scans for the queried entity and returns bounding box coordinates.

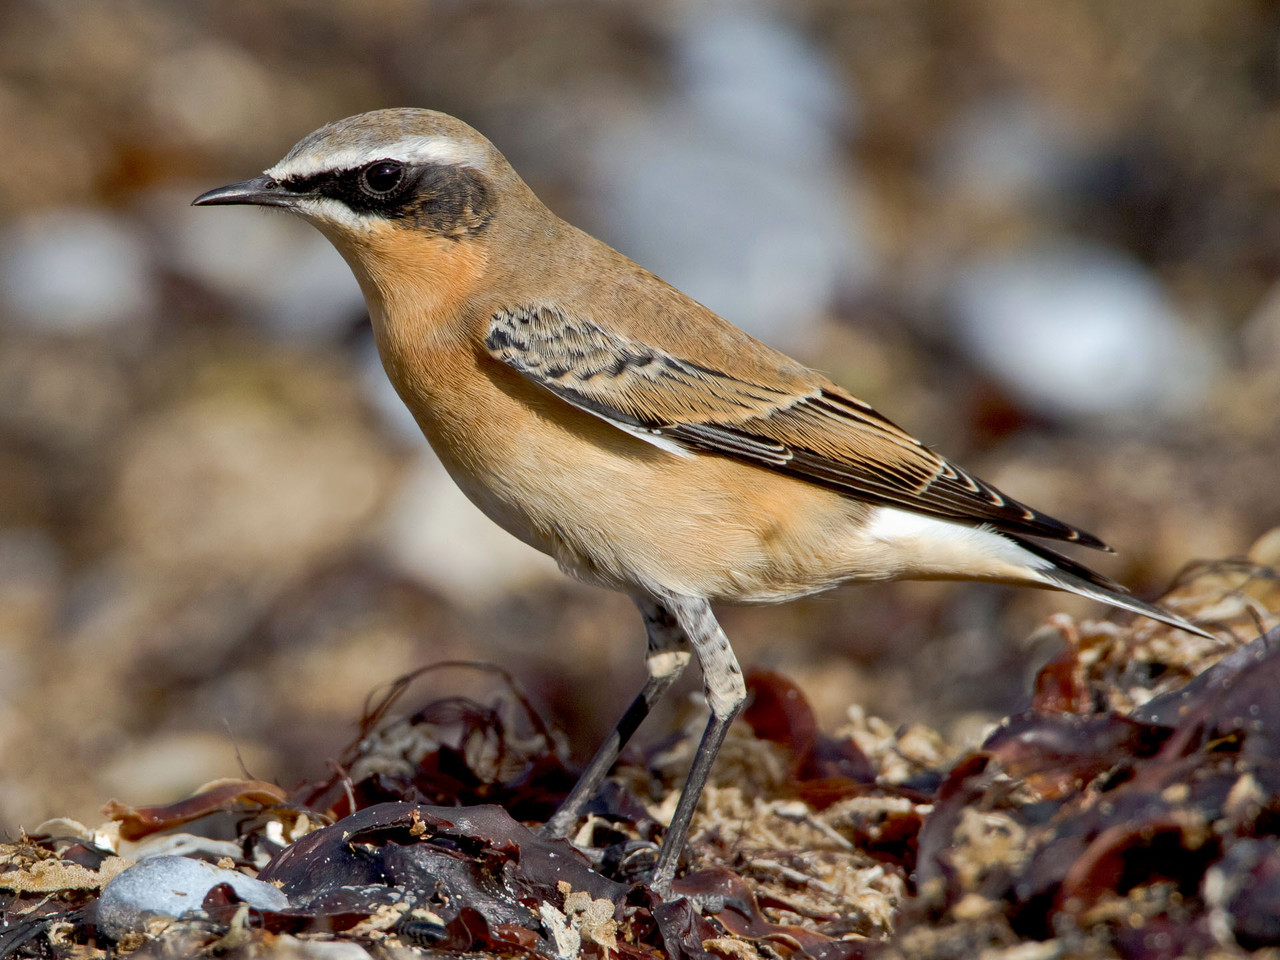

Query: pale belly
[393,345,1041,603]
[423,398,876,602]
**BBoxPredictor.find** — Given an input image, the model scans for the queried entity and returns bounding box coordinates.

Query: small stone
[948,243,1215,421]
[378,451,562,605]
[0,210,154,333]
[96,855,289,939]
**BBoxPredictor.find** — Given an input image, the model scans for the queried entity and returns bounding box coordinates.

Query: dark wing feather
[486,305,1109,549]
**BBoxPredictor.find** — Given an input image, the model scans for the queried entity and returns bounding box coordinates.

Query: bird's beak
[192,176,297,208]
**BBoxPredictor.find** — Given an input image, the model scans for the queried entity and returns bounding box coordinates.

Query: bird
[194,108,1213,896]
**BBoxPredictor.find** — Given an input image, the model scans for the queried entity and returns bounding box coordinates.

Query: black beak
[192,176,297,208]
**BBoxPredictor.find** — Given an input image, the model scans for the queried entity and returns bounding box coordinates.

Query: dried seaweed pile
[2,551,1279,959]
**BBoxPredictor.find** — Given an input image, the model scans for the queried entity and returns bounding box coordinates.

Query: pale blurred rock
[586,6,870,350]
[258,238,367,341]
[146,41,277,148]
[158,187,364,342]
[378,452,562,607]
[949,243,1216,421]
[260,939,373,960]
[936,94,1080,208]
[160,187,308,292]
[0,210,155,333]
[100,731,274,804]
[111,362,397,583]
[97,855,289,939]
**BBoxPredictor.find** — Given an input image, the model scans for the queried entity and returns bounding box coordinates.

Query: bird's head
[194,109,536,322]
[193,108,514,236]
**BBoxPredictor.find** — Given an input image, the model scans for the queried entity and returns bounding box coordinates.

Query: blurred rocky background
[2,0,1279,835]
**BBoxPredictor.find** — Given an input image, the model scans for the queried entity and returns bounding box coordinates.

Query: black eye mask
[281,161,494,238]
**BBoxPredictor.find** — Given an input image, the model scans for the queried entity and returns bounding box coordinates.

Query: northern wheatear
[194,108,1212,894]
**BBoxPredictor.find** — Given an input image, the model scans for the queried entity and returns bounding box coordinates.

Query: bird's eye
[361,161,404,195]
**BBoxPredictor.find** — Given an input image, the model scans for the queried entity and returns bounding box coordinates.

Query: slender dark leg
[542,596,692,839]
[649,595,746,897]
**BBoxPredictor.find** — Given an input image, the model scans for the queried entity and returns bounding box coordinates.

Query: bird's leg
[542,596,692,839]
[649,595,746,897]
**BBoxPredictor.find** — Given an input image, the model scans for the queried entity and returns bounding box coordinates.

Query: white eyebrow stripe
[266,136,483,181]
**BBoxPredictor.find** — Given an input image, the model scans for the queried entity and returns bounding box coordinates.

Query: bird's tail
[1009,534,1216,641]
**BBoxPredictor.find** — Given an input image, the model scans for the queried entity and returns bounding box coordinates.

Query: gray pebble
[97,854,290,939]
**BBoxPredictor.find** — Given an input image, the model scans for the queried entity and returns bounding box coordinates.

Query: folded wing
[486,304,1108,550]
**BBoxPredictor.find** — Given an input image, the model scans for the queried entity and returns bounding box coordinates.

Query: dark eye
[361,161,404,195]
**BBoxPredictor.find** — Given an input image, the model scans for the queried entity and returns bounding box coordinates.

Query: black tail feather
[1006,534,1216,641]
